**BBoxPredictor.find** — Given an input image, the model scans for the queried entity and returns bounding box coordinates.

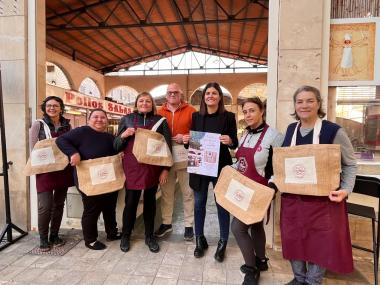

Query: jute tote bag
[76,153,125,196]
[172,142,188,170]
[214,166,275,225]
[273,144,341,196]
[24,120,69,176]
[132,117,173,167]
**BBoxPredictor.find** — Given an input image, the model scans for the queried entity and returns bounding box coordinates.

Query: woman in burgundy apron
[231,97,284,285]
[114,92,172,253]
[279,86,357,285]
[29,96,73,251]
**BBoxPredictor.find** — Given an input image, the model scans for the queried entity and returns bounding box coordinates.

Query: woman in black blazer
[183,82,238,262]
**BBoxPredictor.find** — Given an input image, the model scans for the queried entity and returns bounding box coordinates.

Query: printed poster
[187,131,220,177]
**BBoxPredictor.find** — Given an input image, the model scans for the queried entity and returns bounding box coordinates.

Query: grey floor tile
[162,252,185,266]
[133,262,160,277]
[202,267,227,283]
[0,265,27,282]
[54,270,87,285]
[112,260,139,275]
[31,268,69,284]
[179,264,203,282]
[178,280,202,285]
[11,254,40,267]
[77,270,108,285]
[103,273,131,285]
[152,277,178,285]
[12,267,45,283]
[226,269,244,284]
[127,275,154,285]
[156,264,181,279]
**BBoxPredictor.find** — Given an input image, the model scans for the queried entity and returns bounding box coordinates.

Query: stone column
[0,0,29,229]
[267,0,332,249]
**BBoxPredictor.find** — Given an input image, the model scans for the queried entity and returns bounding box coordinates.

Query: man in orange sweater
[155,83,196,241]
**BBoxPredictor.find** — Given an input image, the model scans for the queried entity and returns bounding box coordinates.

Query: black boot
[194,235,208,258]
[49,234,65,247]
[242,266,260,285]
[39,236,51,252]
[214,239,227,262]
[120,235,130,252]
[145,235,160,253]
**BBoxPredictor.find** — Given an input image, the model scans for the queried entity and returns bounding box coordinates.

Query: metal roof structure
[46,0,269,73]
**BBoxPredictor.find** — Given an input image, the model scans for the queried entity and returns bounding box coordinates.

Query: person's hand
[159,169,169,185]
[172,134,184,144]
[182,134,191,144]
[70,153,81,166]
[329,189,348,203]
[220,135,232,146]
[121,127,135,139]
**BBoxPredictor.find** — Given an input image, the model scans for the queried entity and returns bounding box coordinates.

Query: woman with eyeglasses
[29,96,73,251]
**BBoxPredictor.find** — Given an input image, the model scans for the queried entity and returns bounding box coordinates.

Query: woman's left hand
[159,169,169,185]
[328,189,348,203]
[220,135,232,145]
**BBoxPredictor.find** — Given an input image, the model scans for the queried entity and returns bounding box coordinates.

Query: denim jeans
[193,176,230,241]
[290,260,326,285]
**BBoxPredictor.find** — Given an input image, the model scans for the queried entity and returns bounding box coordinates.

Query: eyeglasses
[167,91,180,95]
[46,104,60,109]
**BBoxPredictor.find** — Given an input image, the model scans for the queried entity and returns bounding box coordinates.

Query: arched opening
[190,84,232,106]
[150,84,168,106]
[45,61,71,89]
[79,77,101,98]
[106,85,138,106]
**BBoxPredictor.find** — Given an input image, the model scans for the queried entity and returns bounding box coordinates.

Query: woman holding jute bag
[29,96,74,251]
[114,92,172,253]
[56,109,121,250]
[231,97,283,285]
[277,86,357,285]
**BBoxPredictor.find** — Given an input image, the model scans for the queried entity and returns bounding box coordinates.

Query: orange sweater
[158,102,196,137]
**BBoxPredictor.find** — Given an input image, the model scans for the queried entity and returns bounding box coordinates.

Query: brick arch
[46,61,73,90]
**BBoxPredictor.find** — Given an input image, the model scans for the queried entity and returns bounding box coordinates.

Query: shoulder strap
[37,119,52,139]
[151,117,166,132]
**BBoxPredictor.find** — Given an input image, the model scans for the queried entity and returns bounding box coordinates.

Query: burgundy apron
[122,117,162,190]
[280,122,353,274]
[235,125,269,186]
[36,125,74,193]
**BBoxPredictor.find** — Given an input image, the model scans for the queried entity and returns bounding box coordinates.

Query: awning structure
[46,0,269,73]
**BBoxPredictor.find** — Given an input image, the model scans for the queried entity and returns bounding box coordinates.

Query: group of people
[30,83,357,285]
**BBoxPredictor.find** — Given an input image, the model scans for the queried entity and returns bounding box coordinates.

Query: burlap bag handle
[37,119,53,139]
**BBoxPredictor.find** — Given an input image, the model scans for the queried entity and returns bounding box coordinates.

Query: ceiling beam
[47,17,268,32]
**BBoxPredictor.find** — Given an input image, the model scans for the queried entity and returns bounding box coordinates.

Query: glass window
[336,86,380,159]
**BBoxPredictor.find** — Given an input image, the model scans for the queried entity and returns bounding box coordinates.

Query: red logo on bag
[293,164,306,178]
[97,168,109,180]
[38,151,47,161]
[234,190,245,201]
[237,157,248,173]
[154,144,162,153]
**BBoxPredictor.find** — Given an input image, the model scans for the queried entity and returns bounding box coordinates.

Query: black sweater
[56,126,117,187]
[188,111,238,190]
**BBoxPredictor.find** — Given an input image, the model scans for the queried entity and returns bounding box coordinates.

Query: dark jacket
[114,111,172,153]
[188,111,238,190]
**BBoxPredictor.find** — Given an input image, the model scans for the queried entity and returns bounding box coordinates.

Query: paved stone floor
[0,188,376,284]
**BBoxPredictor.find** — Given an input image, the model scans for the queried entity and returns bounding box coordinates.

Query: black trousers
[80,190,119,243]
[122,186,157,238]
[231,217,266,267]
[37,188,68,238]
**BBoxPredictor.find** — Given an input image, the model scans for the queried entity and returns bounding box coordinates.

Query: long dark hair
[199,82,225,115]
[291,85,326,120]
[41,96,65,116]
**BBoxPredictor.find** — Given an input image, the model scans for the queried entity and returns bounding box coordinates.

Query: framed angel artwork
[329,18,379,86]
